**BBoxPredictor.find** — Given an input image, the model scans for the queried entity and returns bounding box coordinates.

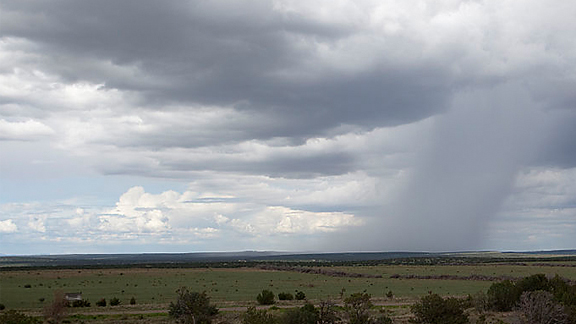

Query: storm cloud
[1,0,575,254]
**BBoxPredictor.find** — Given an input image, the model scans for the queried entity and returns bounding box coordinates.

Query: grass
[330,263,576,279]
[1,263,575,310]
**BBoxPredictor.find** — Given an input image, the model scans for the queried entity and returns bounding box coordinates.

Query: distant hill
[0,251,433,268]
[1,250,574,268]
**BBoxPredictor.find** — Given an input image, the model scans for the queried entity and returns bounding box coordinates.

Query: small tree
[257,290,276,305]
[487,280,520,312]
[410,293,468,324]
[71,299,90,307]
[110,297,121,306]
[43,291,68,324]
[278,292,294,301]
[243,306,277,324]
[344,292,373,324]
[130,297,136,305]
[96,298,106,307]
[519,291,567,324]
[549,275,572,299]
[295,291,306,301]
[169,287,218,324]
[317,300,339,324]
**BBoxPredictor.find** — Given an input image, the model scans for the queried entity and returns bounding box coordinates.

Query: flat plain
[2,262,576,310]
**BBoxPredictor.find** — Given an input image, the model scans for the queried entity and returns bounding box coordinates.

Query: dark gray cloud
[1,0,453,142]
[535,112,576,168]
[1,0,576,253]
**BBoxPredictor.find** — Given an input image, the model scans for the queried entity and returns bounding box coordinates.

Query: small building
[65,293,82,301]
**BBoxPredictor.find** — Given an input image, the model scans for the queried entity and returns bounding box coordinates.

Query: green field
[331,263,576,279]
[2,262,575,310]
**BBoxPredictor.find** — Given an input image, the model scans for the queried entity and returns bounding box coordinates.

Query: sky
[1,0,575,255]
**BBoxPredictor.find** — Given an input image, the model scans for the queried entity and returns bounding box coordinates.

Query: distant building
[65,293,82,301]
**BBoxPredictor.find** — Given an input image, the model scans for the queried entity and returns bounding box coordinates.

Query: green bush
[278,292,294,301]
[130,297,136,305]
[517,274,550,293]
[486,274,573,312]
[0,303,5,310]
[549,275,571,298]
[281,303,318,324]
[257,290,276,305]
[410,293,469,324]
[344,292,373,324]
[110,297,121,306]
[295,291,306,301]
[243,306,277,324]
[487,280,520,312]
[71,299,90,307]
[96,298,106,307]
[169,287,218,324]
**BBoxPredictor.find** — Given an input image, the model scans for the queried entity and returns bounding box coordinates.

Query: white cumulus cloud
[0,219,18,233]
[0,119,54,141]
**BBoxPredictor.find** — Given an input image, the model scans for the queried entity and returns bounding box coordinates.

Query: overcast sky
[1,0,575,255]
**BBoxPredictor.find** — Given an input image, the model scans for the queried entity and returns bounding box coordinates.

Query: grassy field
[2,262,575,310]
[331,262,576,279]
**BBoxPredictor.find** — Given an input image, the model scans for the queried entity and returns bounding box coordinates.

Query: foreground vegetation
[3,261,576,309]
[1,257,576,323]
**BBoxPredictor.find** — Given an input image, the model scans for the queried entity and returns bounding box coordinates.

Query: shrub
[169,287,218,324]
[410,293,468,324]
[0,310,40,324]
[278,292,294,301]
[550,275,576,306]
[519,291,567,324]
[71,299,90,307]
[550,275,571,298]
[487,280,520,312]
[317,300,339,324]
[344,292,373,324]
[0,303,5,310]
[24,284,32,288]
[295,291,306,301]
[517,274,551,294]
[281,303,318,324]
[110,297,121,306]
[257,290,276,305]
[471,291,489,314]
[130,297,136,305]
[386,291,394,299]
[242,306,276,324]
[96,298,106,307]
